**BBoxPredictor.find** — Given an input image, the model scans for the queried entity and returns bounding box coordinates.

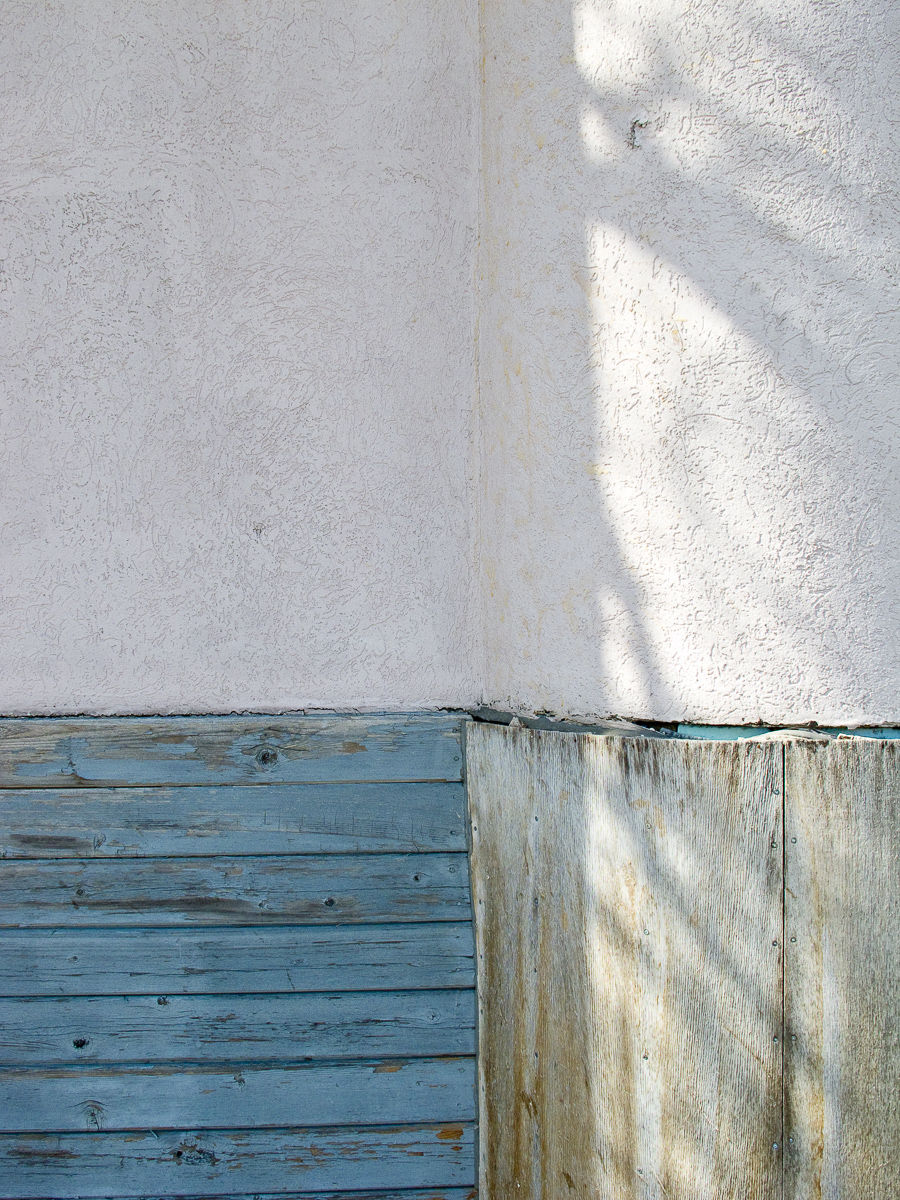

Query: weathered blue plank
[76,1192,478,1200]
[0,715,468,788]
[0,712,478,1199]
[0,1058,477,1132]
[0,853,471,927]
[73,1192,477,1200]
[0,782,468,857]
[0,923,476,995]
[0,990,477,1066]
[0,1124,476,1196]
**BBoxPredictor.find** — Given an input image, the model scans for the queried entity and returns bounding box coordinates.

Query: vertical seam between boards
[781,740,787,1200]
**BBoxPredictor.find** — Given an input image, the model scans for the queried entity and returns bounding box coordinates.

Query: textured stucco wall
[0,1,478,714]
[480,0,900,724]
[5,1,900,723]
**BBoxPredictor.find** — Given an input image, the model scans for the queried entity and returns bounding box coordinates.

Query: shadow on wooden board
[784,739,900,1200]
[468,725,900,1199]
[468,723,783,1198]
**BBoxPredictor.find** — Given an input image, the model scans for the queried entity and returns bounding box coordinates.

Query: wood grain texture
[70,1192,478,1200]
[0,1058,476,1132]
[0,852,470,927]
[0,713,479,1199]
[0,714,466,788]
[467,724,782,1200]
[0,1123,476,1196]
[0,990,476,1066]
[0,782,467,857]
[785,739,900,1199]
[60,1192,477,1200]
[0,923,476,995]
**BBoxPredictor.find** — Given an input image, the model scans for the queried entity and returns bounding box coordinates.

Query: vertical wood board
[785,739,900,1200]
[468,724,783,1200]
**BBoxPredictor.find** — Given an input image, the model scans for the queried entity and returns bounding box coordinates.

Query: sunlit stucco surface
[480,0,900,724]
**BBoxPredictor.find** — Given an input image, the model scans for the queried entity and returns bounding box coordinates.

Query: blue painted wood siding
[0,713,476,1200]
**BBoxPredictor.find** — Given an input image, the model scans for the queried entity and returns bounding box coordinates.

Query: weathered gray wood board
[0,713,476,1199]
[0,782,467,856]
[0,1124,476,1196]
[0,714,464,787]
[0,1058,476,1131]
[0,923,476,995]
[0,990,476,1065]
[784,739,900,1199]
[468,723,782,1200]
[0,851,470,926]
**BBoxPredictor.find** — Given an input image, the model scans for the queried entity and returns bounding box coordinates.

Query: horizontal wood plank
[0,1124,476,1197]
[0,783,467,858]
[0,990,476,1066]
[0,923,476,996]
[0,715,466,788]
[0,853,470,927]
[57,1192,478,1200]
[65,1192,478,1200]
[0,1058,476,1132]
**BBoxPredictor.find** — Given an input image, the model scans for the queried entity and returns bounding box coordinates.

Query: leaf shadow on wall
[479,0,900,722]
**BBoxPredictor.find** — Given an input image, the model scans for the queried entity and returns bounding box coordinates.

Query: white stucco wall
[480,0,900,725]
[3,0,899,723]
[0,0,479,714]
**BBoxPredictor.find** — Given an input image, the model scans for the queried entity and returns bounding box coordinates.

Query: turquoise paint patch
[821,727,900,739]
[677,725,773,739]
[678,724,900,740]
